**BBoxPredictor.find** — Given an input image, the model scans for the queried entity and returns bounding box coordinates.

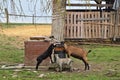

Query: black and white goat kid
[35,43,55,70]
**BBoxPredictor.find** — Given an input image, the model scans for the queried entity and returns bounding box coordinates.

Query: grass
[0,69,119,80]
[0,34,24,64]
[0,23,51,28]
[0,25,120,80]
[89,45,120,62]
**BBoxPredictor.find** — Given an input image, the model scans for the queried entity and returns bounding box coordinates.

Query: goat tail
[86,50,91,56]
[88,50,92,54]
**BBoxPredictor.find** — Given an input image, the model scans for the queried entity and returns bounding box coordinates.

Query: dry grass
[0,25,51,39]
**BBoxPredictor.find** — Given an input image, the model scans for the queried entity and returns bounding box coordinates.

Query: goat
[53,42,73,72]
[64,43,91,70]
[94,0,114,10]
[55,54,73,72]
[35,43,55,70]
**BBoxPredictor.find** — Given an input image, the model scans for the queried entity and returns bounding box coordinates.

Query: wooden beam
[77,18,109,21]
[9,14,51,17]
[66,4,112,7]
[83,22,114,26]
[113,9,120,41]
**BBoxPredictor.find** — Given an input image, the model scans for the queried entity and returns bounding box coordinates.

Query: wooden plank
[75,13,78,38]
[99,12,102,38]
[83,22,113,26]
[109,12,113,37]
[78,12,81,38]
[84,12,86,38]
[89,12,92,38]
[119,25,120,36]
[66,12,68,38]
[66,12,69,38]
[76,12,78,38]
[92,12,95,38]
[71,12,73,38]
[66,4,112,7]
[74,12,76,38]
[114,9,119,40]
[86,12,90,38]
[69,12,71,38]
[77,18,109,21]
[118,12,120,37]
[9,13,51,17]
[95,12,99,38]
[94,12,97,38]
[81,12,84,38]
[106,12,110,38]
[104,12,108,39]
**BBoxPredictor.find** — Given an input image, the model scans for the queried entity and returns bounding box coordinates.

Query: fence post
[5,8,9,24]
[32,14,34,24]
[113,9,119,41]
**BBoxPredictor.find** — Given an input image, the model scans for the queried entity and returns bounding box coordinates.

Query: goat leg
[85,63,88,70]
[35,60,42,70]
[36,62,40,70]
[59,63,62,72]
[49,56,54,63]
[87,63,90,70]
[81,58,87,70]
[84,62,90,70]
[69,61,73,72]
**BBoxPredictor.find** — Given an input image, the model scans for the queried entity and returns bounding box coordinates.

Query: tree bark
[52,0,66,41]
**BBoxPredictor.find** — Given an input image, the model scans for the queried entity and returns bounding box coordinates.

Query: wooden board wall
[65,11,120,39]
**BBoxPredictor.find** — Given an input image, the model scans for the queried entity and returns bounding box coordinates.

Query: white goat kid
[55,54,73,72]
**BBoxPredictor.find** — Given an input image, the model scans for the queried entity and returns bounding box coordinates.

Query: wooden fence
[65,11,120,39]
[4,8,51,24]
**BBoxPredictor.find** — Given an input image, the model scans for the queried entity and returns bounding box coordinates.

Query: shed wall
[65,11,120,39]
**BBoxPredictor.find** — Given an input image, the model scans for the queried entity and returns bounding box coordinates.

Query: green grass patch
[0,70,119,80]
[0,23,51,28]
[0,34,120,80]
[89,45,120,62]
[0,34,24,64]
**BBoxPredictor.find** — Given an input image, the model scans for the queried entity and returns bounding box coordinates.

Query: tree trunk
[52,0,66,41]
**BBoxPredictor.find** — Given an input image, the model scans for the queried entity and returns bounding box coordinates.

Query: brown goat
[64,43,91,70]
